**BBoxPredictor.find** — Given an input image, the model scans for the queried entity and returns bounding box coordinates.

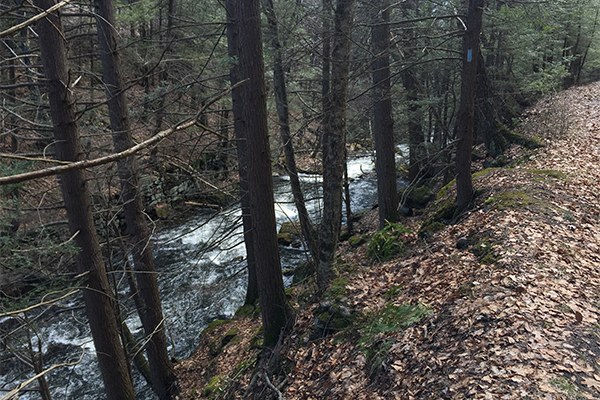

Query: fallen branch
[0,81,246,186]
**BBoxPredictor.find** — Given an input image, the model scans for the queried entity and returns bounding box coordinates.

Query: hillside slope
[175,83,600,400]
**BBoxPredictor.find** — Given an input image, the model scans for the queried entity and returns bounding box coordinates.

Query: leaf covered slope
[175,83,600,400]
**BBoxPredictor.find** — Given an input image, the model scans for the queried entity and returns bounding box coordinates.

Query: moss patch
[348,234,367,247]
[200,319,232,338]
[401,185,434,209]
[202,375,223,397]
[525,169,567,181]
[484,191,534,211]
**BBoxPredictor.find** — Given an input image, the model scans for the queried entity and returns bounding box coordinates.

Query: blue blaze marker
[467,49,473,62]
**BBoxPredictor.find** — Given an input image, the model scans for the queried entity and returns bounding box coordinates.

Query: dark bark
[226,0,291,345]
[318,0,354,290]
[95,1,178,398]
[401,0,425,183]
[371,0,398,228]
[475,51,509,157]
[225,0,258,306]
[455,0,484,209]
[262,0,319,260]
[33,1,136,399]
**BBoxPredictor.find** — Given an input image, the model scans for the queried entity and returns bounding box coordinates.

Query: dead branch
[0,0,74,39]
[0,81,246,186]
[0,348,85,400]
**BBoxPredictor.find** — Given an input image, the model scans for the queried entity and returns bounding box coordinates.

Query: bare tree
[95,0,178,398]
[32,1,136,398]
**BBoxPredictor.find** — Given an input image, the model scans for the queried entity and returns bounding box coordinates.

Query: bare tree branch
[0,82,246,186]
[0,0,74,39]
[0,349,85,400]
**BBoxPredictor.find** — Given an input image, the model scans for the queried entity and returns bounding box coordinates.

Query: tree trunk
[371,0,398,228]
[225,0,258,306]
[455,0,484,209]
[95,1,178,398]
[226,0,291,345]
[318,0,354,290]
[262,0,319,259]
[33,2,136,399]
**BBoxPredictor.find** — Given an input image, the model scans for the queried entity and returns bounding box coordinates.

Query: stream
[0,154,404,400]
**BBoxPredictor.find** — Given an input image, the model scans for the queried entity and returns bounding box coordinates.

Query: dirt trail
[175,83,600,400]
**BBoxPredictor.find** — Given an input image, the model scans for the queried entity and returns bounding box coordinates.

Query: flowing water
[0,154,403,400]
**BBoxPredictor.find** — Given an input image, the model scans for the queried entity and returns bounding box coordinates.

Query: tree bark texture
[455,0,484,209]
[318,0,354,290]
[226,0,291,346]
[225,0,259,306]
[33,2,136,399]
[371,0,398,228]
[95,1,178,398]
[262,0,319,260]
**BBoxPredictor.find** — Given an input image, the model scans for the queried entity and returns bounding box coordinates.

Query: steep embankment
[174,83,600,400]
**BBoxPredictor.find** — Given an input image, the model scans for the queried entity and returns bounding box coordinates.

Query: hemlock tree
[95,0,178,398]
[370,0,398,229]
[225,0,259,306]
[226,0,292,346]
[318,0,355,290]
[33,1,136,399]
[455,0,484,209]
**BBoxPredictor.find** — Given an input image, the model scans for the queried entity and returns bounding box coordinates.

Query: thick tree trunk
[262,0,319,260]
[33,2,136,399]
[225,1,258,306]
[226,0,291,345]
[455,0,484,209]
[95,1,178,398]
[318,0,354,290]
[371,0,398,228]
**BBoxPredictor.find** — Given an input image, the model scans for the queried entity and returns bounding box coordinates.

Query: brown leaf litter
[175,82,600,399]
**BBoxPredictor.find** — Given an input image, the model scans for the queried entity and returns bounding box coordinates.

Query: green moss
[401,185,434,209]
[348,234,367,247]
[329,276,349,300]
[525,169,567,181]
[417,221,445,238]
[233,356,256,378]
[202,375,223,397]
[225,335,242,348]
[200,319,232,338]
[504,130,544,149]
[277,232,293,246]
[436,179,456,201]
[480,252,499,265]
[279,221,301,235]
[484,191,534,210]
[234,305,254,318]
[249,326,263,349]
[473,168,497,179]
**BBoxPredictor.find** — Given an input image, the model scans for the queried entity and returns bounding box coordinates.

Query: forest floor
[174,82,600,400]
